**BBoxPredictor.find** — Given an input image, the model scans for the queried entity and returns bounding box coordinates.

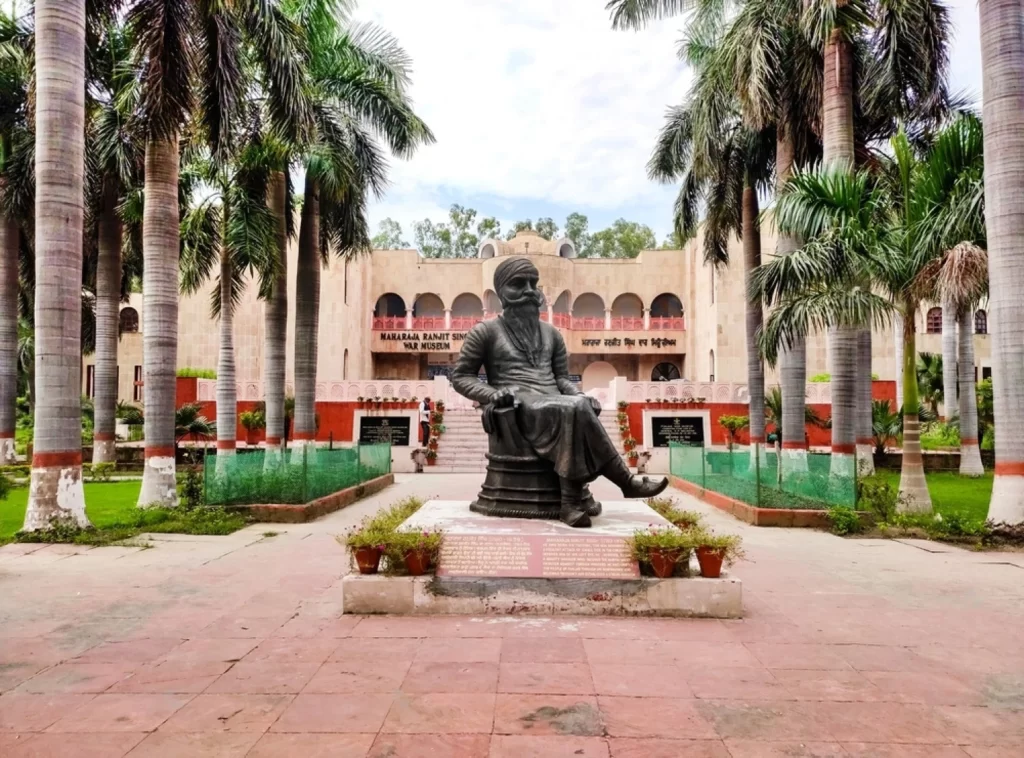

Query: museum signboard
[358,416,411,446]
[372,328,687,354]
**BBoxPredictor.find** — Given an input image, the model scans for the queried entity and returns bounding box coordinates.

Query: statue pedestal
[340,500,743,618]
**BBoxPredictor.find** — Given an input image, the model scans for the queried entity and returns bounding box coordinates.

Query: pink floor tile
[746,643,853,671]
[416,637,502,663]
[770,669,884,702]
[815,701,955,743]
[582,638,666,665]
[4,733,145,758]
[197,613,291,638]
[204,658,321,694]
[962,747,1024,757]
[125,731,262,757]
[109,658,233,694]
[46,694,191,733]
[16,663,137,694]
[155,637,258,664]
[498,663,594,695]
[863,671,983,705]
[157,693,292,732]
[368,733,492,757]
[935,706,1024,745]
[330,637,423,661]
[685,668,788,700]
[842,744,971,757]
[501,637,586,663]
[607,738,730,757]
[73,640,184,666]
[381,693,496,734]
[0,694,97,732]
[244,636,339,663]
[493,694,603,736]
[694,700,833,742]
[666,641,764,668]
[249,732,376,758]
[723,741,847,757]
[599,697,717,739]
[304,659,412,694]
[271,693,396,733]
[401,661,499,693]
[833,644,940,672]
[488,734,609,757]
[590,664,693,698]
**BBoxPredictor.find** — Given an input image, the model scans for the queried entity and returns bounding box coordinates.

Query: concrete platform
[341,499,743,617]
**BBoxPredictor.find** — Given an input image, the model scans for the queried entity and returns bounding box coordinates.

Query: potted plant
[425,448,438,466]
[624,437,638,451]
[373,396,383,410]
[616,411,628,424]
[627,450,640,467]
[671,509,704,530]
[436,400,445,412]
[240,410,265,445]
[696,396,706,404]
[428,436,439,450]
[617,400,628,411]
[387,529,444,576]
[692,530,744,578]
[340,521,389,575]
[409,396,419,410]
[356,396,365,408]
[627,527,693,579]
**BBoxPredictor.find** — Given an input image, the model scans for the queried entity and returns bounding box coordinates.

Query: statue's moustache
[502,292,544,309]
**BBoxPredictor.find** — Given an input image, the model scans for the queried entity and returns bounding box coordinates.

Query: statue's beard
[500,295,543,362]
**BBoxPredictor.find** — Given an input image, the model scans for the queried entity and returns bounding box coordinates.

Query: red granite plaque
[437,534,639,579]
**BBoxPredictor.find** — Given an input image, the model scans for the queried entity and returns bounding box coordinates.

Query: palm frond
[179,197,220,297]
[605,0,690,30]
[130,0,197,139]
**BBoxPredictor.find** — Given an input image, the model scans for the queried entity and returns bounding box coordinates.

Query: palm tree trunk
[830,325,857,477]
[0,211,18,464]
[856,330,875,474]
[24,0,90,530]
[137,134,180,508]
[776,131,808,474]
[941,296,958,420]
[743,182,765,469]
[293,175,320,454]
[893,313,904,412]
[958,308,984,476]
[263,170,288,466]
[216,245,236,465]
[981,0,1024,525]
[92,177,121,464]
[898,300,932,511]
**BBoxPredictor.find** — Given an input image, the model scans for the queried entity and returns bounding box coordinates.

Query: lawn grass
[0,481,249,545]
[871,469,992,522]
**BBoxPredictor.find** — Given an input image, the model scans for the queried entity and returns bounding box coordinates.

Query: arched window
[650,293,683,318]
[926,307,942,334]
[975,309,988,335]
[119,307,139,333]
[483,290,502,315]
[451,293,483,317]
[374,293,406,317]
[480,243,496,259]
[572,293,606,319]
[558,243,575,259]
[651,362,680,382]
[413,293,444,317]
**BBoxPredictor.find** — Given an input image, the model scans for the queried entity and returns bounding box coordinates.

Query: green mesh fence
[203,444,391,506]
[669,442,857,509]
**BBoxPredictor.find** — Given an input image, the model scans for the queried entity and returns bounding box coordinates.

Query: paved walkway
[1,474,1023,757]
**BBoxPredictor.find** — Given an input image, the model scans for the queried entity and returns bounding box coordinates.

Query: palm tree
[174,401,215,464]
[87,21,143,465]
[916,353,944,416]
[978,0,1024,525]
[179,140,278,468]
[23,0,91,530]
[128,0,310,505]
[288,3,434,452]
[0,6,30,466]
[764,385,830,443]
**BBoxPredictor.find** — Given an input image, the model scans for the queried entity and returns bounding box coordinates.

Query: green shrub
[826,505,863,535]
[88,462,116,481]
[627,526,695,563]
[920,422,960,450]
[179,466,204,509]
[981,424,995,451]
[176,368,217,379]
[857,477,898,522]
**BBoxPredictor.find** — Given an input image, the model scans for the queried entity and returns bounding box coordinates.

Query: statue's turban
[493,257,539,293]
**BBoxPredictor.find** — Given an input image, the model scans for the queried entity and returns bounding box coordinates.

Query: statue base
[470,452,601,520]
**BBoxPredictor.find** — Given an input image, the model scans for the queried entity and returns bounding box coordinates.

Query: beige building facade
[84,228,992,402]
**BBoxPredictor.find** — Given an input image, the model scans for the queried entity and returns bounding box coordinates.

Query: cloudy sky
[356,0,983,244]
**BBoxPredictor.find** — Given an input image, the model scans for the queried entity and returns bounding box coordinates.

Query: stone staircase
[434,408,489,473]
[433,405,626,474]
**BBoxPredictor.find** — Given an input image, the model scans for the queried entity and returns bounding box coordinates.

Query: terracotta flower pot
[426,458,437,466]
[696,546,725,578]
[404,548,433,576]
[647,548,681,578]
[674,519,698,531]
[354,546,383,574]
[245,429,257,445]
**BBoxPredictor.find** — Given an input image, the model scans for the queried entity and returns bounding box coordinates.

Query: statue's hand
[587,396,602,415]
[493,387,517,408]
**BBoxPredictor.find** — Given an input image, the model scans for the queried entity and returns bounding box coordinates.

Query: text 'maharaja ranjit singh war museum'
[85,227,992,401]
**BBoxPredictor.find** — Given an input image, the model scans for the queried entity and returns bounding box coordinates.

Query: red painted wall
[175,377,198,405]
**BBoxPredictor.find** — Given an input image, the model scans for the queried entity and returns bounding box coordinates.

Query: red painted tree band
[265,436,282,445]
[994,462,1024,476]
[782,441,808,450]
[216,440,236,450]
[144,446,175,459]
[831,444,856,454]
[856,437,873,445]
[749,435,766,443]
[293,432,314,441]
[960,438,979,446]
[93,432,116,442]
[32,451,83,467]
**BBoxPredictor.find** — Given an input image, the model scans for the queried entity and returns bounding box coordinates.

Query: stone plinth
[340,500,743,618]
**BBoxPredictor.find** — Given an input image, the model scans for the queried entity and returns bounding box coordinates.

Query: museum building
[84,227,991,404]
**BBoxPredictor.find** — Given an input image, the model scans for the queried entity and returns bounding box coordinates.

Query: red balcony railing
[609,316,645,331]
[450,316,482,330]
[649,316,685,330]
[571,316,606,331]
[551,312,571,328]
[412,316,446,330]
[372,316,405,330]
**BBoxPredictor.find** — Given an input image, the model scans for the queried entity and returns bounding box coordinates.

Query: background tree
[564,211,591,253]
[580,218,657,259]
[414,204,480,258]
[371,218,408,248]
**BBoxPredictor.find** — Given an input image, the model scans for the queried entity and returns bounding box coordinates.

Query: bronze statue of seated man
[451,257,668,528]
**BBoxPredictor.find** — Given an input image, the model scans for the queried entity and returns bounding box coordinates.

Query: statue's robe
[450,318,620,481]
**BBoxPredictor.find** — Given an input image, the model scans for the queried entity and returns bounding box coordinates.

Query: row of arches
[925,307,988,335]
[373,291,684,319]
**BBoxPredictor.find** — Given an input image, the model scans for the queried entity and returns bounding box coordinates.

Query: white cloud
[358,0,984,240]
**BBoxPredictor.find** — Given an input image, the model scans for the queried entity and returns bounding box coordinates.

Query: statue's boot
[602,456,669,499]
[581,484,602,517]
[560,479,592,528]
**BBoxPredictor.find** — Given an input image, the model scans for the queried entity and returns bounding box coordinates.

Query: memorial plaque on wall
[651,416,705,447]
[359,416,411,446]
